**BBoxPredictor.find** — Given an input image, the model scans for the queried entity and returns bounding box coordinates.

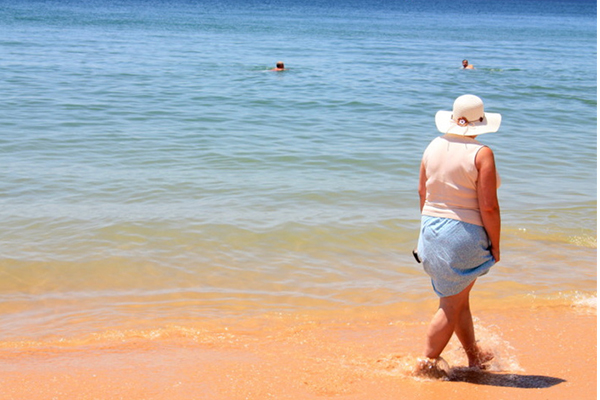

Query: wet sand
[0,303,595,400]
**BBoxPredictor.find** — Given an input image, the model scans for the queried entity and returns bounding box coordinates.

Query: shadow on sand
[449,369,565,389]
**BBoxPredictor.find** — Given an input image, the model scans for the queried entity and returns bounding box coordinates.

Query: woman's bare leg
[423,280,493,368]
[453,298,492,367]
[424,281,476,360]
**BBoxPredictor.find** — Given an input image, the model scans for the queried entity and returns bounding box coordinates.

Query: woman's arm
[475,146,501,262]
[418,161,427,212]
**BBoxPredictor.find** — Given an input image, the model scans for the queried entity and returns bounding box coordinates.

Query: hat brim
[435,110,502,135]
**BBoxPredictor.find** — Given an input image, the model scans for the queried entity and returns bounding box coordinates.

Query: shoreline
[0,301,595,399]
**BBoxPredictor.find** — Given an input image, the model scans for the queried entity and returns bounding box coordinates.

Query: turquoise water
[0,0,596,339]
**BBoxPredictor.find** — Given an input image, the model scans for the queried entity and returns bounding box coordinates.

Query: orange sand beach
[0,298,595,400]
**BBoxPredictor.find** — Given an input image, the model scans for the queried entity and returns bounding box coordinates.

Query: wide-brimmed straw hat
[435,94,501,136]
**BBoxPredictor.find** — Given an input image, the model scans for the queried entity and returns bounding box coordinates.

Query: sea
[0,0,596,345]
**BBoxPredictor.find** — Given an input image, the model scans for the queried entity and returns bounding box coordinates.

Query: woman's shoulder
[475,145,496,166]
[426,135,446,147]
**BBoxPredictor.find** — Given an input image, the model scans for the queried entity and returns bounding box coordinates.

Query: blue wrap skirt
[417,216,496,297]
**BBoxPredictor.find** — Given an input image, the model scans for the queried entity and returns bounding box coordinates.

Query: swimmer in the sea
[462,59,474,69]
[271,61,286,71]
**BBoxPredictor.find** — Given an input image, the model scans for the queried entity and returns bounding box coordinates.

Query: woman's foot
[468,349,494,369]
[413,357,450,379]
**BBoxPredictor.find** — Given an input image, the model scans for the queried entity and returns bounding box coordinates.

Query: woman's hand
[490,245,500,263]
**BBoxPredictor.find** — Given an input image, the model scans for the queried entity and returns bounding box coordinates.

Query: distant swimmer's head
[435,94,502,136]
[271,61,286,71]
[462,59,474,69]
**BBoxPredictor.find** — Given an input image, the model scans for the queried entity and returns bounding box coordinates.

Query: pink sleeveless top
[421,134,500,226]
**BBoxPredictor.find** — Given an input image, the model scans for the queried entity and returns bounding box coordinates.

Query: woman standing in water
[415,94,501,374]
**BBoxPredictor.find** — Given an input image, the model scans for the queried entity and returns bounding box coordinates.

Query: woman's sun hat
[435,94,502,136]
